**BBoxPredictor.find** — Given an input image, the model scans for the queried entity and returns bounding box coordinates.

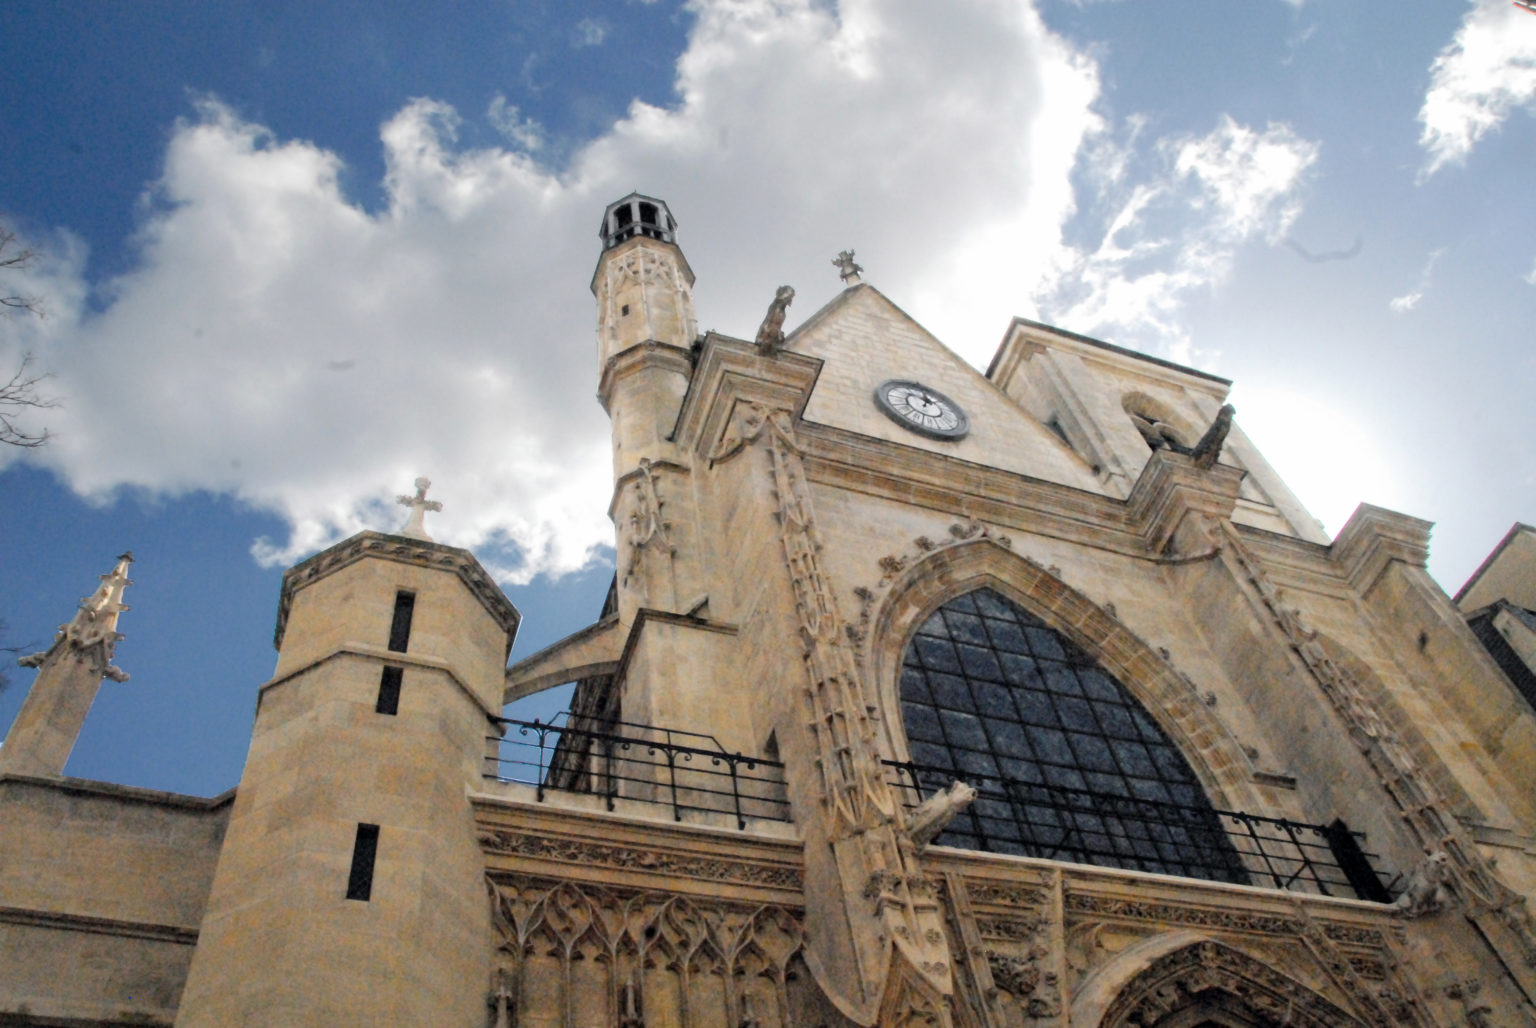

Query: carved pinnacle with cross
[396,476,442,541]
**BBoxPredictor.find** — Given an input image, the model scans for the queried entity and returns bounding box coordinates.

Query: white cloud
[1388,247,1443,314]
[1526,257,1536,285]
[487,94,545,151]
[572,18,609,48]
[1036,116,1317,362]
[3,0,1113,583]
[1419,0,1536,176]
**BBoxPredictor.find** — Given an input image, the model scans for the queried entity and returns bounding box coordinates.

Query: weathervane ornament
[831,249,863,284]
[396,477,442,541]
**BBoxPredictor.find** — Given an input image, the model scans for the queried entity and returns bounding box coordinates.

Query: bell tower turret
[592,194,696,485]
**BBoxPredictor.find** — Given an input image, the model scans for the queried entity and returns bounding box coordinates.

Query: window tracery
[897,588,1247,883]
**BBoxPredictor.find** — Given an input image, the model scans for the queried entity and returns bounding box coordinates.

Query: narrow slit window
[345,823,380,901]
[387,591,415,652]
[376,666,403,716]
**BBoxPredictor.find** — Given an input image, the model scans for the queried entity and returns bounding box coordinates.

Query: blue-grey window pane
[986,618,1030,654]
[1015,689,1058,728]
[1056,695,1096,731]
[1025,627,1066,660]
[940,709,988,751]
[926,672,972,711]
[914,636,960,672]
[1076,668,1121,702]
[1095,703,1139,740]
[957,643,1004,681]
[942,609,989,646]
[1043,664,1081,696]
[905,705,944,742]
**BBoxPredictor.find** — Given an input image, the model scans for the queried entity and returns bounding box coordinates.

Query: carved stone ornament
[622,458,676,589]
[1391,850,1451,918]
[1098,940,1368,1028]
[847,519,1013,648]
[22,551,134,683]
[1444,978,1494,1028]
[1219,520,1536,966]
[477,829,802,891]
[755,285,795,355]
[906,780,978,851]
[832,249,863,284]
[488,875,804,1028]
[708,398,955,1017]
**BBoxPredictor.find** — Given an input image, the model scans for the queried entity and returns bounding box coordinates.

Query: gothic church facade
[2,194,1535,1026]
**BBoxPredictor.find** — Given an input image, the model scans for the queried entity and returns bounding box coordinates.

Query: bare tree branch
[0,226,44,316]
[0,221,57,447]
[0,354,56,447]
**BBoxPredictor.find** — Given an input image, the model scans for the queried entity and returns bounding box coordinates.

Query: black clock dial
[874,380,969,440]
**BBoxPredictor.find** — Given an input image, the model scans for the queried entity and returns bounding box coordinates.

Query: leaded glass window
[896,588,1247,884]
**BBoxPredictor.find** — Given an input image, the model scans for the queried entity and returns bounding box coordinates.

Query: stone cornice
[596,339,694,411]
[258,644,497,719]
[1329,503,1433,597]
[674,334,822,458]
[0,772,236,811]
[988,316,1231,395]
[1125,448,1245,555]
[274,530,520,650]
[0,904,200,944]
[473,795,803,901]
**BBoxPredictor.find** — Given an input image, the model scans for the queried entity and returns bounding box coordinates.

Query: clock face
[874,380,969,440]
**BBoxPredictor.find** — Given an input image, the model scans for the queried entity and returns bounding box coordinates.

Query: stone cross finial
[396,477,442,541]
[832,249,863,285]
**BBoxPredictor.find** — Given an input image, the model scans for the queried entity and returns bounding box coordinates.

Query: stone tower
[175,528,519,1025]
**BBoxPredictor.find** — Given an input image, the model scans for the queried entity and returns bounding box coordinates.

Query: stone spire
[396,477,441,541]
[19,551,134,683]
[1,552,134,777]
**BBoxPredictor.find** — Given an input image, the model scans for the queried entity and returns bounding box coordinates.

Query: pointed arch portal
[895,587,1248,883]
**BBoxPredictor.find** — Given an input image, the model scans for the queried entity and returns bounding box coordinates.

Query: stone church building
[3,194,1536,1025]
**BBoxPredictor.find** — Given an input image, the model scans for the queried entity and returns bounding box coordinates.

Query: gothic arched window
[897,588,1247,884]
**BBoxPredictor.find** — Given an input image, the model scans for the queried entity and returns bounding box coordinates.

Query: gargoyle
[907,780,978,850]
[1189,403,1235,470]
[1392,850,1451,917]
[755,285,795,355]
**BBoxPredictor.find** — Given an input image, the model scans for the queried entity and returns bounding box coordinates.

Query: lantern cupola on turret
[599,192,678,249]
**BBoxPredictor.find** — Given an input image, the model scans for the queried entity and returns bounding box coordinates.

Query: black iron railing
[885,759,1394,902]
[485,714,791,829]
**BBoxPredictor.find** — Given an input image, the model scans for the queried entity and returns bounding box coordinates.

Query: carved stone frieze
[488,875,805,1028]
[1099,940,1368,1028]
[962,881,1047,911]
[477,829,802,891]
[1065,891,1302,936]
[973,916,1045,942]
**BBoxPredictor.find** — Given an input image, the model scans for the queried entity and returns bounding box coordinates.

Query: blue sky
[2,0,1534,797]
